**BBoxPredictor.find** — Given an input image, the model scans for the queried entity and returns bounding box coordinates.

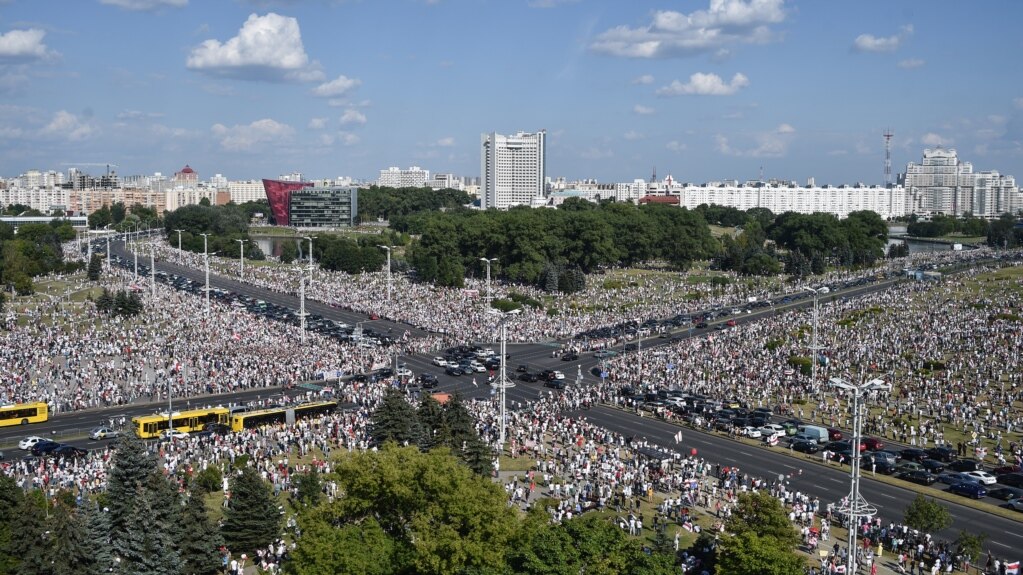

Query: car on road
[947,459,982,472]
[948,482,987,499]
[925,446,958,462]
[560,352,579,361]
[896,461,924,474]
[741,426,762,439]
[988,486,1023,501]
[432,356,449,367]
[31,441,63,456]
[791,440,820,454]
[544,379,566,390]
[898,469,937,485]
[19,436,46,450]
[993,464,1022,476]
[593,350,618,359]
[89,427,120,440]
[518,372,538,383]
[161,429,189,440]
[516,365,529,372]
[444,366,463,377]
[419,373,439,389]
[695,321,709,329]
[1006,497,1023,512]
[758,424,786,438]
[936,472,979,486]
[920,459,946,474]
[862,437,885,451]
[550,370,566,380]
[827,428,843,441]
[964,470,998,485]
[51,445,88,458]
[396,367,414,379]
[899,448,930,462]
[997,473,1023,488]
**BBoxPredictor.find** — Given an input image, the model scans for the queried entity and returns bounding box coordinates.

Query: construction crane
[60,162,118,176]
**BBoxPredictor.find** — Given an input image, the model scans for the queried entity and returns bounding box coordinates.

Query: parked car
[560,352,579,361]
[920,459,946,474]
[51,445,88,458]
[898,469,937,485]
[445,366,463,377]
[899,448,930,463]
[964,470,998,485]
[741,426,762,439]
[432,356,449,367]
[925,446,958,462]
[544,379,566,390]
[420,373,439,389]
[89,427,120,440]
[19,436,46,451]
[1007,498,1023,512]
[518,372,538,383]
[160,429,189,440]
[516,364,529,372]
[31,441,63,456]
[862,437,885,451]
[759,424,786,439]
[791,440,820,454]
[997,473,1023,488]
[947,459,982,472]
[936,472,978,486]
[987,486,1023,501]
[827,428,844,441]
[948,482,987,499]
[992,464,1022,476]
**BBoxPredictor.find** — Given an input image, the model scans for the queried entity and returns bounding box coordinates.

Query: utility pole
[480,257,498,306]
[299,269,307,344]
[150,248,156,300]
[235,239,245,280]
[174,229,183,252]
[200,233,210,315]
[489,309,520,448]
[303,236,314,289]
[378,245,393,301]
[106,237,111,271]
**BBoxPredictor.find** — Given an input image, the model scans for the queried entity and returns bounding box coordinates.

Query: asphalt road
[576,405,1023,555]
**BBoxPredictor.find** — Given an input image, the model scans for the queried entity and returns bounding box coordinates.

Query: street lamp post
[488,308,520,448]
[200,233,211,315]
[150,248,156,300]
[805,286,825,396]
[479,257,498,306]
[235,239,245,280]
[298,269,307,344]
[378,245,393,301]
[302,236,314,288]
[829,376,890,575]
[174,229,184,252]
[105,237,111,271]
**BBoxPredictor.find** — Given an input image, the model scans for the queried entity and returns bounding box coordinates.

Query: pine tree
[461,435,495,476]
[12,490,49,575]
[222,467,282,555]
[179,491,226,575]
[49,499,96,575]
[81,502,114,575]
[96,288,114,314]
[370,387,422,446]
[146,473,185,558]
[117,486,182,575]
[416,393,449,451]
[0,475,24,574]
[443,393,477,446]
[87,254,102,281]
[108,431,158,553]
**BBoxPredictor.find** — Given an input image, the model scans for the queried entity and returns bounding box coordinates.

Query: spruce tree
[108,431,157,553]
[49,499,96,575]
[370,387,422,446]
[0,476,24,574]
[82,502,114,575]
[461,435,495,476]
[179,490,226,575]
[117,486,182,575]
[443,393,477,446]
[87,254,102,281]
[146,473,185,558]
[222,467,281,555]
[416,393,449,450]
[12,490,49,575]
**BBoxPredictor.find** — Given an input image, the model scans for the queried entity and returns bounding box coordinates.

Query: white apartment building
[0,187,71,213]
[904,148,1019,217]
[678,183,907,219]
[480,130,546,209]
[377,166,430,188]
[227,180,266,204]
[427,173,464,191]
[210,173,228,189]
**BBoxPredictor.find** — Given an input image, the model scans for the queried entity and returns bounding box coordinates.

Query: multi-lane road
[7,237,1017,554]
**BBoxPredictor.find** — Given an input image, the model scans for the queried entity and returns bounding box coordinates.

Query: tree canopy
[357,186,472,222]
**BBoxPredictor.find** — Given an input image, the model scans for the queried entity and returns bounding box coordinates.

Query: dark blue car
[949,482,987,499]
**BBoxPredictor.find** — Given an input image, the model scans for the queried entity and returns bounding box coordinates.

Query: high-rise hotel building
[480,130,546,209]
[904,148,1018,217]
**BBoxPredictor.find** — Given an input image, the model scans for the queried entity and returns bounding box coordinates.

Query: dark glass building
[288,186,358,228]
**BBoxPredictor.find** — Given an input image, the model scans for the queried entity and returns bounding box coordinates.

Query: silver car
[89,426,120,440]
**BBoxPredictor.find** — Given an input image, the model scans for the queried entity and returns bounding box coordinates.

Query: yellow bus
[132,407,230,439]
[0,402,49,427]
[229,401,338,432]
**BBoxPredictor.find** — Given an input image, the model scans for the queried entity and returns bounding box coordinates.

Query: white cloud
[339,109,366,126]
[99,0,187,11]
[666,140,686,152]
[1013,97,1023,110]
[776,123,795,134]
[623,130,644,141]
[898,58,925,69]
[715,128,791,158]
[41,110,96,141]
[117,109,165,120]
[307,117,327,130]
[590,0,786,59]
[0,29,57,61]
[632,74,654,85]
[211,118,294,151]
[435,136,455,147]
[920,132,952,147]
[656,72,749,96]
[338,131,359,146]
[187,13,321,81]
[312,74,361,97]
[633,104,655,115]
[853,24,912,53]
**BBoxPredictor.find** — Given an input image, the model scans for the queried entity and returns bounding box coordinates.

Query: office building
[377,166,430,188]
[904,148,1019,217]
[289,186,358,228]
[228,180,267,204]
[480,130,546,209]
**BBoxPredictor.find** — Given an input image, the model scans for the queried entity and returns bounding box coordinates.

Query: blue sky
[1,0,1021,185]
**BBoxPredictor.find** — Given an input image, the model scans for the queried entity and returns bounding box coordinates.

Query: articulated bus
[132,407,230,439]
[229,401,338,432]
[0,402,49,427]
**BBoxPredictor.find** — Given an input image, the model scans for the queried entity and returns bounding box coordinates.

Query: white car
[161,429,189,440]
[964,470,997,485]
[396,367,414,379]
[552,370,566,380]
[89,427,121,440]
[663,397,687,407]
[741,426,762,439]
[758,424,786,438]
[469,363,487,373]
[19,436,46,450]
[432,356,449,367]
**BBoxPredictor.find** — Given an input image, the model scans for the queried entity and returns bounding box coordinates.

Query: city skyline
[0,0,1021,183]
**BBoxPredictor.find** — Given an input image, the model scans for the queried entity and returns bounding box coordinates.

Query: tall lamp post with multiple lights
[829,376,890,575]
[235,239,246,280]
[488,308,520,448]
[480,257,498,307]
[378,245,393,301]
[174,229,184,252]
[298,268,307,344]
[302,236,314,288]
[805,286,826,396]
[200,233,211,315]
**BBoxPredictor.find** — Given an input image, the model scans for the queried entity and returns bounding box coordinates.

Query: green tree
[289,515,396,575]
[370,387,422,446]
[87,254,102,281]
[903,495,952,534]
[11,490,48,575]
[111,201,127,224]
[81,503,114,575]
[715,490,803,575]
[117,485,182,575]
[954,530,987,565]
[417,393,450,451]
[0,475,24,573]
[107,431,158,550]
[89,205,112,229]
[280,240,298,264]
[293,467,323,508]
[48,499,96,575]
[222,467,282,555]
[179,491,226,575]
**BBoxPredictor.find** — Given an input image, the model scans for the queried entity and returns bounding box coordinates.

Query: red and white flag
[232,333,241,341]
[1006,561,1019,575]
